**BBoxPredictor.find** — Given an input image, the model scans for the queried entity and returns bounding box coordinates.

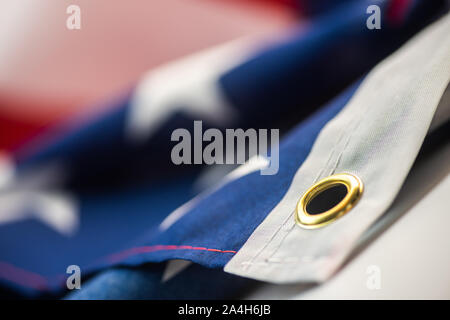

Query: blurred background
[0,0,298,151]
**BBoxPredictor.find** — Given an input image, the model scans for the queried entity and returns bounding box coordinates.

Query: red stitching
[0,244,237,291]
[105,245,237,263]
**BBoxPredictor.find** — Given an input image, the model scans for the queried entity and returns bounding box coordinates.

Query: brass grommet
[295,173,363,229]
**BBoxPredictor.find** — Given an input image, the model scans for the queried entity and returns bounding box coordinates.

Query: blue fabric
[0,0,447,297]
[65,263,254,300]
[93,81,356,267]
[67,119,450,300]
[220,0,446,127]
[64,81,359,300]
[0,78,356,297]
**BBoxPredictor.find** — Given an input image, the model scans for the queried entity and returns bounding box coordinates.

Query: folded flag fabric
[0,0,448,297]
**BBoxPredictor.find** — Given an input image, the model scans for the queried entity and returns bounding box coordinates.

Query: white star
[0,190,79,236]
[126,39,255,143]
[0,157,79,236]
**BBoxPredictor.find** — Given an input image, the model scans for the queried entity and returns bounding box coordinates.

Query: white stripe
[0,190,79,236]
[161,260,192,283]
[225,13,450,283]
[245,143,450,299]
[126,39,256,143]
[159,155,269,231]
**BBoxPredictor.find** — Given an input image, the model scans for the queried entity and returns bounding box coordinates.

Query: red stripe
[0,244,237,291]
[106,245,237,263]
[387,0,413,25]
[0,245,237,291]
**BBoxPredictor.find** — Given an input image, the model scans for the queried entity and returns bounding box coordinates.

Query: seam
[0,245,236,292]
[249,97,370,268]
[330,104,366,175]
[264,99,369,264]
[241,209,295,271]
[313,122,349,182]
[260,112,360,265]
[105,245,237,263]
[0,261,49,291]
[241,115,353,270]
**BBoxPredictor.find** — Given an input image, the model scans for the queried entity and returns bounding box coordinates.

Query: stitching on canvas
[251,93,371,268]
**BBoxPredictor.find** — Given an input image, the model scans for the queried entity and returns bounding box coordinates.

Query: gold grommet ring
[295,173,363,229]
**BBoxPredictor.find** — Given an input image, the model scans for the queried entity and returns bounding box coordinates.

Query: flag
[0,0,448,298]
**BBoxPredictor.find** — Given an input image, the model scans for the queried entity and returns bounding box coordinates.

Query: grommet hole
[305,183,348,215]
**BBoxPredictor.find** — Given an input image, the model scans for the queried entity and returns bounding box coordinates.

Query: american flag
[0,0,448,299]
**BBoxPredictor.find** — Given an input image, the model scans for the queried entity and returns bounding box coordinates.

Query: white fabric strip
[246,142,450,299]
[225,13,450,283]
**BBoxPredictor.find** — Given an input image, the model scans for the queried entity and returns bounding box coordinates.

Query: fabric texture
[63,120,450,299]
[246,128,450,299]
[225,12,450,283]
[0,0,447,297]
